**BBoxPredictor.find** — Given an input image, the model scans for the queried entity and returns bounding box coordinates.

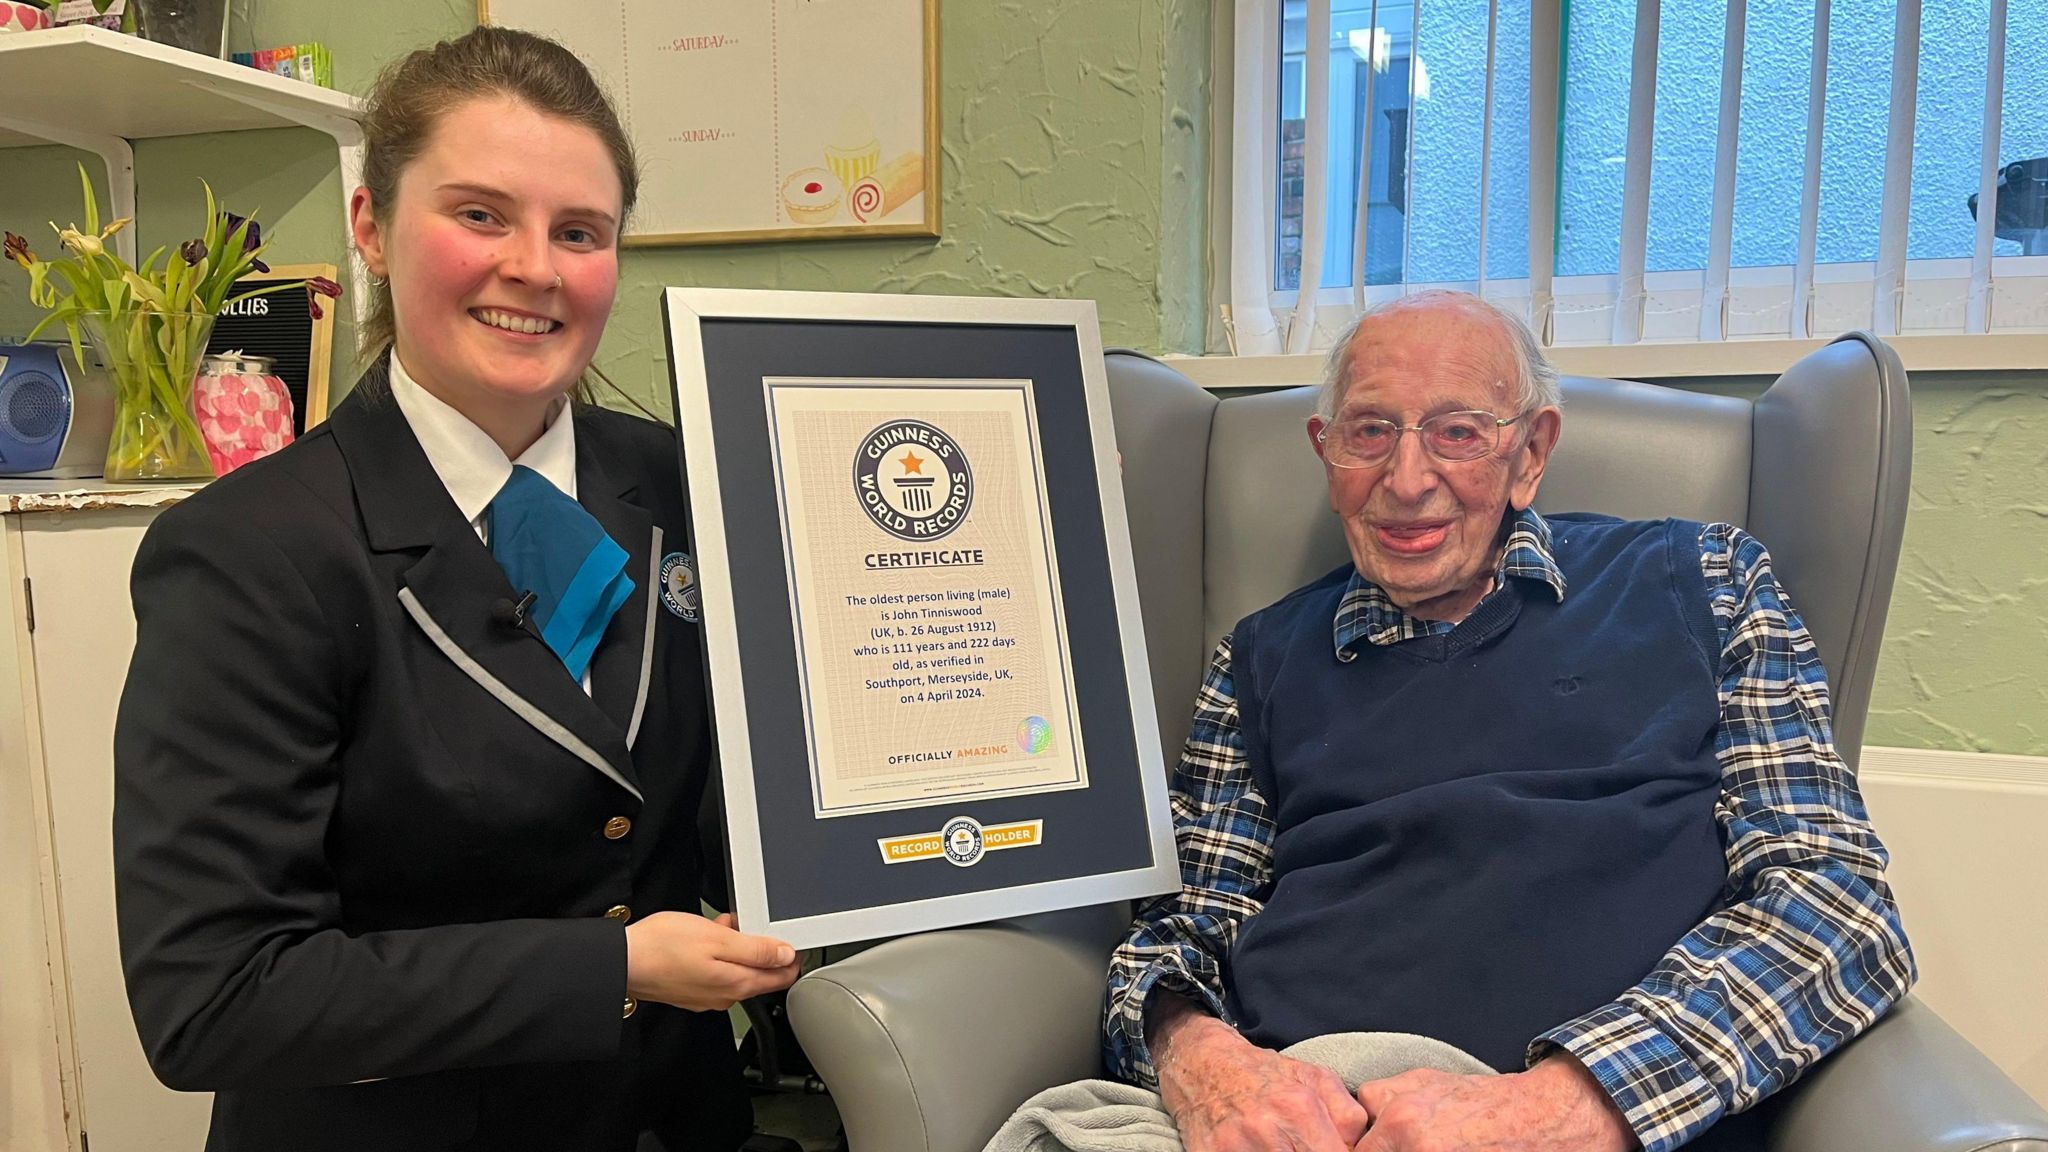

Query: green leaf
[76,164,99,237]
[207,216,243,281]
[222,282,306,305]
[25,261,55,308]
[165,253,187,311]
[49,260,96,298]
[183,256,210,311]
[121,271,168,311]
[202,181,221,255]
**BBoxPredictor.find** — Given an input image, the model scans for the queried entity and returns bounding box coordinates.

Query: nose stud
[552,274,563,290]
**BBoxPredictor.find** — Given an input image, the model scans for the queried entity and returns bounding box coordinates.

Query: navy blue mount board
[681,316,1153,922]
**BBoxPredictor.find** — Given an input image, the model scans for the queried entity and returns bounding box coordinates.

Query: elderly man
[1103,292,1914,1152]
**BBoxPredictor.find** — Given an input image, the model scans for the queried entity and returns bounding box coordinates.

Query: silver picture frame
[663,288,1178,949]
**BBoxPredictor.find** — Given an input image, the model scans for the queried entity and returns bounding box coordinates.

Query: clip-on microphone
[492,589,539,633]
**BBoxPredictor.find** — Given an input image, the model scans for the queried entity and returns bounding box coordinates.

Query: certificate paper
[765,378,1087,817]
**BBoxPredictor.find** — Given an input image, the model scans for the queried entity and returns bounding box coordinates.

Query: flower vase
[79,310,218,483]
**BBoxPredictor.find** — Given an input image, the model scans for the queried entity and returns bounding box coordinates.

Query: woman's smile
[470,306,563,337]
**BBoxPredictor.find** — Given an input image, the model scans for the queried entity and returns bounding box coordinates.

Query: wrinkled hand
[623,911,800,1012]
[1351,1056,1637,1152]
[1151,997,1368,1152]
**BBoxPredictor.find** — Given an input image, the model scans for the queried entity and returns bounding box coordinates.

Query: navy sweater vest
[1224,516,1728,1071]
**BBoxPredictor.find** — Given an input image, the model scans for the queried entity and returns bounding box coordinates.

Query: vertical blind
[1227,0,2045,355]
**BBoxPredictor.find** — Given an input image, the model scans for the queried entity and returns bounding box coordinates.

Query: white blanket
[981,1032,1494,1152]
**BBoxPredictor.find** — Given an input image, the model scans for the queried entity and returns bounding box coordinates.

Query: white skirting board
[1857,745,2048,1107]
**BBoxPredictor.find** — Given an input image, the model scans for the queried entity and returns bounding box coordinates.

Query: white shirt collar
[387,352,579,526]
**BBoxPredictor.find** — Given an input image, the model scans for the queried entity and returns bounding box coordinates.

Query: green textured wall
[1867,376,2048,755]
[1672,372,2048,757]
[3,0,1209,416]
[1158,0,1211,355]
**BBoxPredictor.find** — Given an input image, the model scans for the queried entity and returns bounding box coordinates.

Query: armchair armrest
[1768,997,2048,1152]
[787,903,1130,1152]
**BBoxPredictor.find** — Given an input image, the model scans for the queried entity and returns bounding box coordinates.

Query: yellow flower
[56,227,104,258]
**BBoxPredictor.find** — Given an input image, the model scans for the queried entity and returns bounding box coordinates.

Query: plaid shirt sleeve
[1101,634,1276,1088]
[1534,523,1917,1152]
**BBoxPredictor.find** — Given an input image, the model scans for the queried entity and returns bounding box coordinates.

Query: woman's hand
[623,911,801,1011]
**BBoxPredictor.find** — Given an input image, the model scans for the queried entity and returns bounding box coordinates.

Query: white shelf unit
[0,25,366,303]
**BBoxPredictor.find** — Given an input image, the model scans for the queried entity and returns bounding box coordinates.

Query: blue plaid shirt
[1104,510,1915,1152]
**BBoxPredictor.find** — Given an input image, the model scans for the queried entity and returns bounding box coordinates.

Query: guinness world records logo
[658,551,700,622]
[854,419,974,541]
[941,816,986,867]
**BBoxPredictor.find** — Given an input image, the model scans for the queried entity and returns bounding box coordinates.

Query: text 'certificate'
[765,379,1087,817]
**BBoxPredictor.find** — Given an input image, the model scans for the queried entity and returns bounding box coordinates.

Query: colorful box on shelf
[230,41,331,88]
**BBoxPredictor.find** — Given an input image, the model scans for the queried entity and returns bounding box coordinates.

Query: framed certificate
[665,289,1178,949]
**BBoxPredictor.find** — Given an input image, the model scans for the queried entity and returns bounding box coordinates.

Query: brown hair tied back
[353,24,640,378]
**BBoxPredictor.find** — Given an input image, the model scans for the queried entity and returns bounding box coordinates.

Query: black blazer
[113,366,748,1152]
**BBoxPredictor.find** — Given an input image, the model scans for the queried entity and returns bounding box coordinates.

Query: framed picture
[664,289,1177,948]
[479,0,940,247]
[203,262,338,434]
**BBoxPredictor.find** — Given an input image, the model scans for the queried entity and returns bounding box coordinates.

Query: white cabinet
[0,485,211,1152]
[0,30,361,1151]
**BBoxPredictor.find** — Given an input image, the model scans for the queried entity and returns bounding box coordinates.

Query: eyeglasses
[1316,410,1526,468]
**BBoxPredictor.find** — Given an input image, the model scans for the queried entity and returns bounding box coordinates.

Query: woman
[112,26,798,1152]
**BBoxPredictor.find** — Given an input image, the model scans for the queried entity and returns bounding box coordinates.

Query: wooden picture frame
[478,0,941,248]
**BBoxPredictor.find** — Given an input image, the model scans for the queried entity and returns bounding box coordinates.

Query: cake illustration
[824,107,881,190]
[850,151,926,223]
[781,168,842,224]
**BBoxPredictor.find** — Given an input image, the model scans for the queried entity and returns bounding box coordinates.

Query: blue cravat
[487,465,635,682]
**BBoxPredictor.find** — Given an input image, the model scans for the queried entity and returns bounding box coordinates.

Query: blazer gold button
[622,996,638,1018]
[603,816,632,840]
[604,904,631,921]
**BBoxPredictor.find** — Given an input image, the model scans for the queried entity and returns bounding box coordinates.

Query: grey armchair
[787,335,2048,1152]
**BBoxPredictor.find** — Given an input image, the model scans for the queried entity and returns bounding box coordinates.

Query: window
[1227,0,2048,355]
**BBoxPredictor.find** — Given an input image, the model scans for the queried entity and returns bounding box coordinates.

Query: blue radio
[0,343,114,478]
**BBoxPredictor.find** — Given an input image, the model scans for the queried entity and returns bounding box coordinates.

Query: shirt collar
[387,352,578,525]
[1332,508,1567,656]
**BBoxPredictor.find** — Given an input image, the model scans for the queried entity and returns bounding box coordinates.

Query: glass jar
[133,0,228,57]
[0,4,56,34]
[193,351,295,475]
